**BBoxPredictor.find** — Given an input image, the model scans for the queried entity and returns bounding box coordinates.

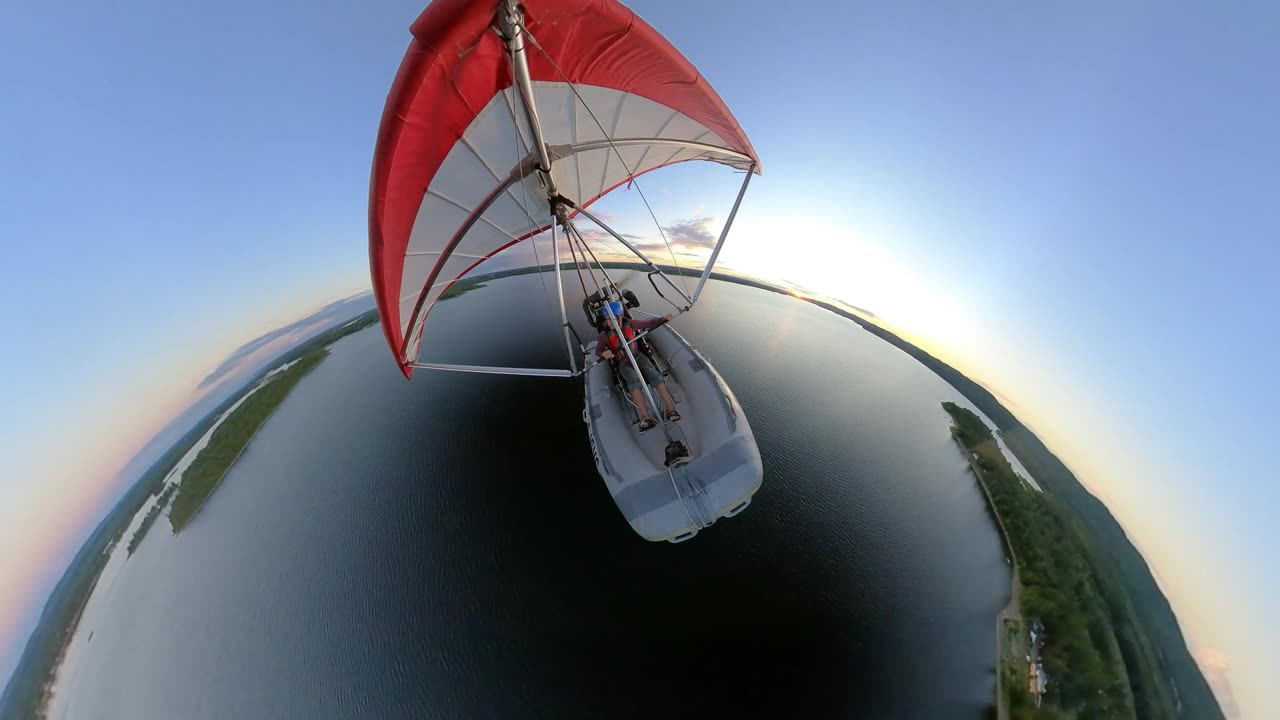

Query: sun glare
[721,212,981,370]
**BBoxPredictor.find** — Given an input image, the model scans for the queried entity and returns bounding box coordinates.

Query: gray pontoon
[584,323,762,542]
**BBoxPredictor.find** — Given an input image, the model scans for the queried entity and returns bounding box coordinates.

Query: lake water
[49,277,1012,719]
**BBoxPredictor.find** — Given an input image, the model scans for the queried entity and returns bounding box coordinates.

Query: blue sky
[2,1,1276,716]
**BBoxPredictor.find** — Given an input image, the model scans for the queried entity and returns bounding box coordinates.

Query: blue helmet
[599,300,625,319]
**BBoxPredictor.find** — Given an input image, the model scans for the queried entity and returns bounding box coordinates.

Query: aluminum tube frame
[550,221,578,372]
[498,1,558,197]
[559,137,754,167]
[577,315,684,375]
[571,203,694,308]
[572,215,670,433]
[409,362,574,378]
[692,164,754,304]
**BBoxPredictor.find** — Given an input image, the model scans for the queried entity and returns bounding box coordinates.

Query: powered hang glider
[369,0,763,542]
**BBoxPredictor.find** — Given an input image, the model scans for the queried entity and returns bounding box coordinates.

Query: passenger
[596,301,680,431]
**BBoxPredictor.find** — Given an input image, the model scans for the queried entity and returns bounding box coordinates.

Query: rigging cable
[564,219,593,304]
[511,27,693,530]
[525,29,693,301]
[566,219,619,293]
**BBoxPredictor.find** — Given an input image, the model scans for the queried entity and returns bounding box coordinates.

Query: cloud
[689,203,705,218]
[197,292,375,390]
[583,216,724,270]
[1198,648,1241,719]
[661,217,717,247]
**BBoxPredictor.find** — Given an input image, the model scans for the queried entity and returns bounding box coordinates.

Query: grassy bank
[168,348,327,531]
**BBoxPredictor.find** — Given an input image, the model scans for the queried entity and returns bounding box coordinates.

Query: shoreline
[32,355,329,718]
[168,348,329,532]
[941,399,1141,716]
[952,435,1019,566]
[952,433,1021,720]
[32,568,103,720]
[173,395,291,531]
[4,315,379,720]
[124,357,301,550]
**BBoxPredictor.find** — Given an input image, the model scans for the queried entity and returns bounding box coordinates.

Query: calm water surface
[51,278,1011,719]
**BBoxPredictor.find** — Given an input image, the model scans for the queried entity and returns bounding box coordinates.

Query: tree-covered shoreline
[946,401,1137,717]
[168,348,327,531]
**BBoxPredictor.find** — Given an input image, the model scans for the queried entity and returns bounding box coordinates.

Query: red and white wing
[369,0,759,375]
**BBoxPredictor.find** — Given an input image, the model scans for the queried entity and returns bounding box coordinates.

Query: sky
[2,0,1277,716]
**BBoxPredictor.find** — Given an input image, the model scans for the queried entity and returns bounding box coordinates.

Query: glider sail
[369,0,760,376]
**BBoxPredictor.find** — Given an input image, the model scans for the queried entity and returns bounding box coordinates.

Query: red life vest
[607,324,636,352]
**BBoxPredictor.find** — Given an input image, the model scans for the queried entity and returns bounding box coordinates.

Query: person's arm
[596,331,611,358]
[630,314,673,332]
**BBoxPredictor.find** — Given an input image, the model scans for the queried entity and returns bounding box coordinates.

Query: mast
[498,0,577,371]
[497,0,558,199]
[498,5,670,431]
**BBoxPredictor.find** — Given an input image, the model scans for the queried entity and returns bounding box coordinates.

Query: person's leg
[655,383,677,416]
[637,357,677,417]
[619,363,653,423]
[630,388,653,421]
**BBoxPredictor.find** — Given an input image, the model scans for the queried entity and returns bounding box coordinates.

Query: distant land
[698,267,1221,719]
[103,292,377,514]
[167,348,330,532]
[737,271,1223,719]
[2,266,1222,720]
[197,292,375,390]
[0,310,377,720]
[795,295,1225,720]
[948,401,1133,718]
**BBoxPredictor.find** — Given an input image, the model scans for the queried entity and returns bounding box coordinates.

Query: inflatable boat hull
[583,326,763,542]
